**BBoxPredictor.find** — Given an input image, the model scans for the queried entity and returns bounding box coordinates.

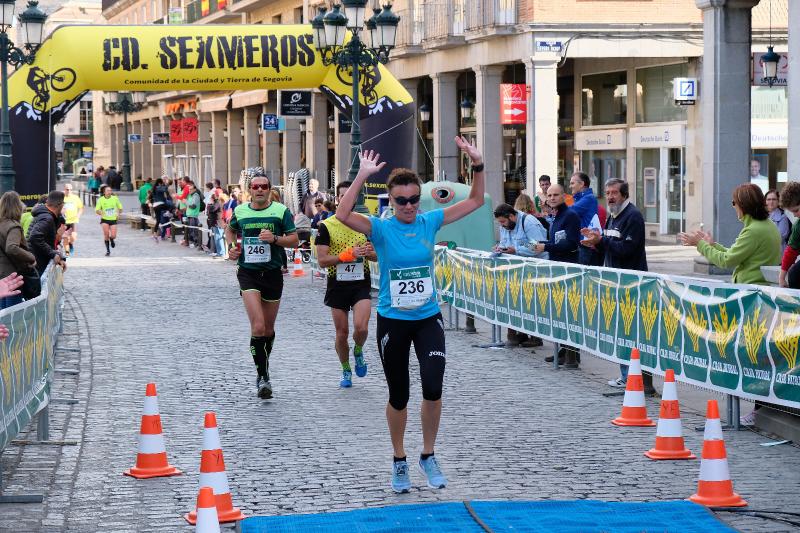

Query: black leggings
[377,312,446,411]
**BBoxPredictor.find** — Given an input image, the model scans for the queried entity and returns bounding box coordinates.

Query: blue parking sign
[261,113,278,131]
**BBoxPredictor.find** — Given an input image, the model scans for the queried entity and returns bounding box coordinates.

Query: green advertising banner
[434,248,800,409]
[0,265,64,451]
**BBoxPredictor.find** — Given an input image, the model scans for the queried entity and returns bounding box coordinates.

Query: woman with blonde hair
[0,191,36,309]
[513,193,535,215]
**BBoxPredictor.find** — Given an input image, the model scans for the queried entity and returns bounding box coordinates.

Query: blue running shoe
[340,370,352,388]
[391,460,411,493]
[354,355,367,378]
[418,455,447,489]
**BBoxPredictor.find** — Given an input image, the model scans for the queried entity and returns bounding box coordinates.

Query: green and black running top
[228,201,296,271]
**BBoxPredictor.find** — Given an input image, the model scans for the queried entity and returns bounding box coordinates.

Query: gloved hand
[338,247,356,263]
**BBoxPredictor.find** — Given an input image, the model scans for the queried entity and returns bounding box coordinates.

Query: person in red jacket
[778,181,800,289]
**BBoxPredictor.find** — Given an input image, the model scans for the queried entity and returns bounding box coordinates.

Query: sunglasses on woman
[392,194,420,206]
[250,184,270,191]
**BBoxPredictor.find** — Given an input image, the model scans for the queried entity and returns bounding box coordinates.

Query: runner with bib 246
[336,137,485,494]
[226,172,299,400]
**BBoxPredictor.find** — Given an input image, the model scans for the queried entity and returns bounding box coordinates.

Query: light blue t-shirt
[369,209,445,320]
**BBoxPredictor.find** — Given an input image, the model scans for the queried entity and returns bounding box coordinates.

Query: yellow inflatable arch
[7,24,414,206]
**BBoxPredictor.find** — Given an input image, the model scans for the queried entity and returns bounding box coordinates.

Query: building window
[635,63,688,124]
[581,71,627,127]
[79,100,92,132]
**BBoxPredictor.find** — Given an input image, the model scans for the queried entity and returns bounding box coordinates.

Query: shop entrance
[636,147,685,235]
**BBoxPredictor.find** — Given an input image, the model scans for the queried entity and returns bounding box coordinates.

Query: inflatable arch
[7,24,414,207]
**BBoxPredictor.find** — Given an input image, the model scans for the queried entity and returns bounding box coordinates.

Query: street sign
[152,132,171,145]
[536,40,562,53]
[673,77,697,106]
[278,90,312,117]
[128,133,142,143]
[261,113,279,131]
[338,114,352,133]
[500,84,527,125]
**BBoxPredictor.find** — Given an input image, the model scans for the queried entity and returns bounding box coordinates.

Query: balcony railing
[394,8,424,49]
[422,1,465,42]
[465,0,517,31]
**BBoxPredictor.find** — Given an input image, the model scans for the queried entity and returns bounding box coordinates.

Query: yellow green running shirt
[95,195,123,221]
[228,201,296,271]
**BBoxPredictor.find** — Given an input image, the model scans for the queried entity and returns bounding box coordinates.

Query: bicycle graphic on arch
[26,66,77,113]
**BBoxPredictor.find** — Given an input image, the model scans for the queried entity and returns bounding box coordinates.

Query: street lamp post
[311,2,399,213]
[0,0,46,193]
[107,91,145,191]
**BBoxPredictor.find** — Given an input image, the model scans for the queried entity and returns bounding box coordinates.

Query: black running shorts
[237,267,283,302]
[100,219,117,226]
[324,284,372,311]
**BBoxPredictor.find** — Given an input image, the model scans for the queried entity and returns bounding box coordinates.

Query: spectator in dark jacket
[0,191,37,308]
[533,184,582,368]
[580,178,653,394]
[569,172,603,266]
[534,184,580,263]
[28,191,67,275]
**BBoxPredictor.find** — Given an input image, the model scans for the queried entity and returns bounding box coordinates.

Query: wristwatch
[272,234,279,245]
[472,162,485,172]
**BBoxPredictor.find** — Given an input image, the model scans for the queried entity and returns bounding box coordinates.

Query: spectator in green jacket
[679,183,781,285]
[185,182,203,249]
[138,177,152,231]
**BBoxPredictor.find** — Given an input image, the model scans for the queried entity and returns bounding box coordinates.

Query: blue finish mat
[240,500,737,533]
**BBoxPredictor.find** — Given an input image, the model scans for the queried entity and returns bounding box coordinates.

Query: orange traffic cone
[185,413,246,524]
[645,369,696,460]
[194,487,221,533]
[611,349,656,427]
[689,400,747,507]
[123,383,182,479]
[292,248,305,277]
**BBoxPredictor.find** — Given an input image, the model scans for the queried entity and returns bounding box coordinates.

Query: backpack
[189,191,205,212]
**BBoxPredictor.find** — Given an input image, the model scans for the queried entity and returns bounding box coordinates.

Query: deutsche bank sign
[673,77,697,106]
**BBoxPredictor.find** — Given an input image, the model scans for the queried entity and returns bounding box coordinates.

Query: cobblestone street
[1,212,799,532]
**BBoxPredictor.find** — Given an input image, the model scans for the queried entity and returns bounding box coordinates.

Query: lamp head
[19,1,48,50]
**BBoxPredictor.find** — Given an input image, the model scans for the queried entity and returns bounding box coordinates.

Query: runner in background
[95,185,123,257]
[314,180,377,389]
[61,183,83,257]
[226,173,299,400]
[336,137,485,493]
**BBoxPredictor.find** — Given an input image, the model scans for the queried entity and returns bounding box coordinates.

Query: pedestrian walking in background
[679,183,780,285]
[28,191,67,275]
[765,189,791,252]
[0,191,37,309]
[580,178,653,392]
[494,202,547,348]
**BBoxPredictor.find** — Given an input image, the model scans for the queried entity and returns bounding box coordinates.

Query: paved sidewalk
[1,211,797,532]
